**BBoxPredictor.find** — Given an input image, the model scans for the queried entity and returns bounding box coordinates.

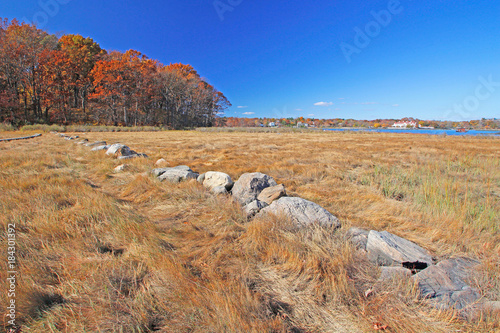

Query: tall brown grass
[0,130,498,332]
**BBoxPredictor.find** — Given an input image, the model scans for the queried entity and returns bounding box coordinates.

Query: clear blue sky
[2,0,499,120]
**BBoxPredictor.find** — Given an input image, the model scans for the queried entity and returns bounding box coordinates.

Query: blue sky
[1,0,499,120]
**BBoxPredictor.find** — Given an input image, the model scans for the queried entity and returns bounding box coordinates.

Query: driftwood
[0,133,42,142]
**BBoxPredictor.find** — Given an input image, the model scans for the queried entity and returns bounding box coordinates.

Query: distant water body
[324,128,499,136]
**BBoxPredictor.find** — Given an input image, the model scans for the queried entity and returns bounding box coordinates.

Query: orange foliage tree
[0,18,230,128]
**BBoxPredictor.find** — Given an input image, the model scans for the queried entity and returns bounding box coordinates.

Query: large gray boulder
[106,144,135,157]
[257,197,341,228]
[203,171,234,191]
[366,231,433,267]
[412,257,480,310]
[232,172,278,205]
[157,166,199,183]
[257,184,286,205]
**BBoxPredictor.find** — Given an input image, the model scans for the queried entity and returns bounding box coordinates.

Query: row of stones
[54,133,148,159]
[55,133,498,316]
[151,166,341,228]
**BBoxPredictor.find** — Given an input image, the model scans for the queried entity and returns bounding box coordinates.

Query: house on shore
[392,121,417,128]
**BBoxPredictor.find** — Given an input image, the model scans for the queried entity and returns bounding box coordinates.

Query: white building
[392,121,417,128]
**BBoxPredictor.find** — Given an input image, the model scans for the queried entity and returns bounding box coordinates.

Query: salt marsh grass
[0,130,498,332]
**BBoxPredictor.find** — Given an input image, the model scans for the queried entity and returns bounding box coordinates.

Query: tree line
[221,117,500,129]
[0,18,230,128]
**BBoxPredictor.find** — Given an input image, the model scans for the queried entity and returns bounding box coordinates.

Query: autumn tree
[0,19,57,123]
[0,18,230,127]
[42,35,105,123]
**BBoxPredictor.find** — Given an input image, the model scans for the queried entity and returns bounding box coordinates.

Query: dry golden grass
[0,130,499,332]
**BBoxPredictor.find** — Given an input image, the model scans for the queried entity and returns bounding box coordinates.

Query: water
[324,128,499,136]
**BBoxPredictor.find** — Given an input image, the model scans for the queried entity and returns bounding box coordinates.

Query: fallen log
[0,133,42,142]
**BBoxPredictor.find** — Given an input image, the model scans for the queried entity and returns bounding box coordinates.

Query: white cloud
[237,106,248,109]
[308,114,315,117]
[295,108,303,111]
[243,112,255,115]
[314,102,333,107]
[361,102,378,105]
[338,98,345,100]
[392,104,400,107]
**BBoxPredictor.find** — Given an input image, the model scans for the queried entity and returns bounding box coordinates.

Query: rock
[152,168,170,177]
[118,153,148,160]
[378,266,412,282]
[203,171,233,191]
[155,158,167,166]
[257,197,341,228]
[211,186,228,195]
[118,155,137,160]
[91,145,111,151]
[197,173,206,184]
[412,257,480,310]
[346,227,370,250]
[114,164,128,172]
[77,139,89,145]
[257,184,286,205]
[157,166,199,183]
[86,141,107,147]
[232,172,278,205]
[66,135,79,140]
[152,165,193,178]
[106,144,136,157]
[366,231,433,267]
[243,200,268,218]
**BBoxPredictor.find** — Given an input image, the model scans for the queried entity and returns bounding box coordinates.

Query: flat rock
[243,200,268,218]
[86,141,107,147]
[232,172,278,205]
[157,166,199,183]
[257,184,286,205]
[203,171,234,191]
[366,230,433,267]
[152,165,193,178]
[412,257,480,310]
[118,153,148,160]
[257,197,341,228]
[77,139,89,145]
[91,145,111,151]
[346,227,370,250]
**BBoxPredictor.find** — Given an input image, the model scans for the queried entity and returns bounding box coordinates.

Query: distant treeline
[0,19,230,128]
[220,117,500,130]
